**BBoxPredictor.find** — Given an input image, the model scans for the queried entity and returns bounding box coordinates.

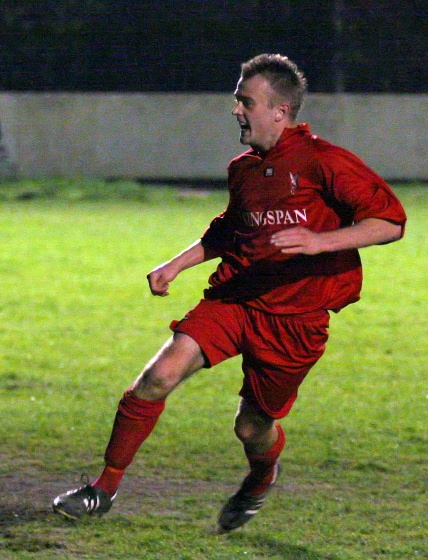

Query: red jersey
[201,124,407,315]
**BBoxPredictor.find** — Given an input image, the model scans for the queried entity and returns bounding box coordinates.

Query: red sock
[92,389,165,497]
[92,466,124,497]
[241,423,286,496]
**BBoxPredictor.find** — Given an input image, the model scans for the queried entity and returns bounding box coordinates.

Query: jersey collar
[250,123,311,159]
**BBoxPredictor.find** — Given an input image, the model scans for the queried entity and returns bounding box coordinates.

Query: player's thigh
[170,299,245,366]
[241,309,330,419]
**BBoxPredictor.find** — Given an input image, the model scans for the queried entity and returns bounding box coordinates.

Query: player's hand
[147,262,179,297]
[270,227,324,255]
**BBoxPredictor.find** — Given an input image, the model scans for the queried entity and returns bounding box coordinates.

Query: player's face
[232,74,285,152]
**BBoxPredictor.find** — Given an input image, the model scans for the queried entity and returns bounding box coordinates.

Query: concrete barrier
[0,93,426,181]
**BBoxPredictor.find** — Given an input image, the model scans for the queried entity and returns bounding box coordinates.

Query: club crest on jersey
[264,167,274,177]
[289,172,299,194]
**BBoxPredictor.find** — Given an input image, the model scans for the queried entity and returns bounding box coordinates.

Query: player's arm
[147,239,219,297]
[270,218,402,256]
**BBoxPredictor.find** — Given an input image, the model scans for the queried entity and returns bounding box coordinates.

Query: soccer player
[53,54,407,531]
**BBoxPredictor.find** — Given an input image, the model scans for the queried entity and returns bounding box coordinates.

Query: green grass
[0,181,426,560]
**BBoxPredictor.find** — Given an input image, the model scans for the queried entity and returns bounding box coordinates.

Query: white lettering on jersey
[242,208,308,227]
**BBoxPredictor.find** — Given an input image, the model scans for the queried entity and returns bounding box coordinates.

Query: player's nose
[231,101,242,116]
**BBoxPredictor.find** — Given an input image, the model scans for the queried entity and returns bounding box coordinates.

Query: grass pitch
[0,181,426,559]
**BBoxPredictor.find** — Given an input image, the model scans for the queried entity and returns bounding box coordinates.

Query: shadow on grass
[0,505,68,554]
[227,533,339,560]
[0,503,51,529]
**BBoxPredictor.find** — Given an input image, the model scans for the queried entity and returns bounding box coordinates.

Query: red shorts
[170,299,330,419]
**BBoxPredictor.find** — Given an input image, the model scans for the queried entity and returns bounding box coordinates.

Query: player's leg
[93,332,205,492]
[218,399,285,532]
[218,308,329,531]
[52,332,205,519]
[53,299,244,520]
[234,398,285,493]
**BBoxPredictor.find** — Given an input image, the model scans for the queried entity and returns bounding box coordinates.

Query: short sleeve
[319,146,407,236]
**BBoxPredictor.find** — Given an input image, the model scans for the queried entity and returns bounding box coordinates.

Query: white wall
[0,93,426,181]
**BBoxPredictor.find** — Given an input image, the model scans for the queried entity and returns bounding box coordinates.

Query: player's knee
[234,406,275,445]
[234,417,262,444]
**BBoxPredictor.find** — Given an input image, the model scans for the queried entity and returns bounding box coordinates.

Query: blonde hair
[241,53,307,120]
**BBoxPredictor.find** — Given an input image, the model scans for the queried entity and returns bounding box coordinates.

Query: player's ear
[274,102,291,122]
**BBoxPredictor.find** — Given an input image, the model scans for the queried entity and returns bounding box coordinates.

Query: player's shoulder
[307,132,339,154]
[228,149,258,169]
[277,125,347,164]
[308,134,363,166]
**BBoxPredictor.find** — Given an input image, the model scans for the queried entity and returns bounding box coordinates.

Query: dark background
[0,0,426,93]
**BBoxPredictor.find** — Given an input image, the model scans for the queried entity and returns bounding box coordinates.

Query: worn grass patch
[0,182,426,559]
